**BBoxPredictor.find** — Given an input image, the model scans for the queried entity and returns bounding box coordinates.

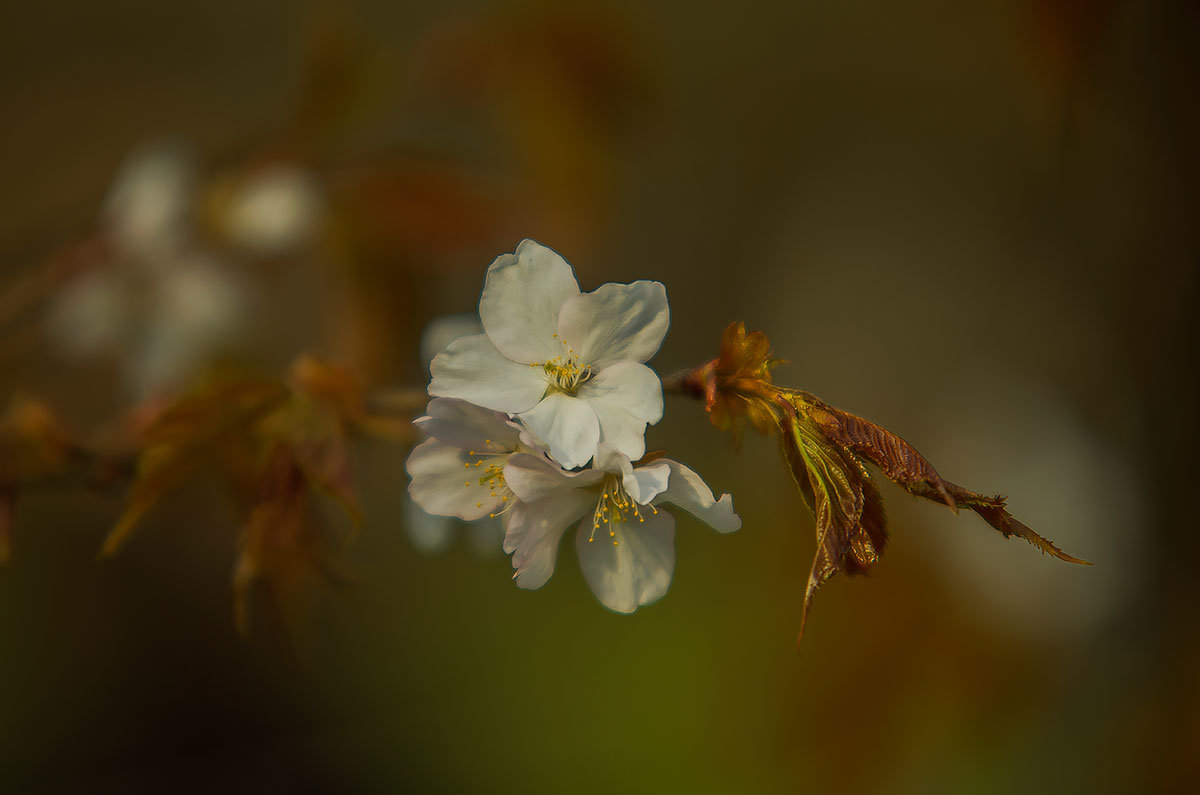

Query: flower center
[588,473,657,547]
[540,356,591,394]
[462,442,513,518]
[531,336,591,396]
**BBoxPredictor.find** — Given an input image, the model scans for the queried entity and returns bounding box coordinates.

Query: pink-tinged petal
[655,460,741,533]
[429,333,548,413]
[557,280,669,368]
[504,452,604,503]
[575,510,676,614]
[406,438,503,521]
[479,239,580,363]
[414,398,522,452]
[577,362,663,462]
[518,393,600,469]
[505,490,594,590]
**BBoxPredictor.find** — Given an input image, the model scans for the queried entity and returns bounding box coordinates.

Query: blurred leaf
[278,355,367,525]
[100,355,410,636]
[232,444,346,641]
[101,378,289,557]
[0,396,77,564]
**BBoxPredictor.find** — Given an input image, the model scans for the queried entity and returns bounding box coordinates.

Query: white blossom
[404,318,507,555]
[501,444,740,613]
[428,239,668,469]
[406,398,545,523]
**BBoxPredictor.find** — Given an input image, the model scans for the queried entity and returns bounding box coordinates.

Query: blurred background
[2,1,1197,792]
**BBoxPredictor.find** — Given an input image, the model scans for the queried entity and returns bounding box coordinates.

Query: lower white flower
[502,444,741,613]
[406,398,543,522]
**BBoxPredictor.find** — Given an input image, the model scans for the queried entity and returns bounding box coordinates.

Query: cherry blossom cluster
[406,240,740,612]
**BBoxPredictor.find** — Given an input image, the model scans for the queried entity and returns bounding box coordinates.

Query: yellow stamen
[588,472,650,547]
[462,449,516,517]
[528,346,593,396]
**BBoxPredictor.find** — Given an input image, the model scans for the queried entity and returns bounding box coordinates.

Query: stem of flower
[660,366,704,399]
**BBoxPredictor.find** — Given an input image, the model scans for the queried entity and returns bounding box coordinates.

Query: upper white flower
[428,239,669,469]
[501,444,741,613]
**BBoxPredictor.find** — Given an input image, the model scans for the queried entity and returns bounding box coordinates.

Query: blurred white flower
[429,239,668,469]
[502,444,740,613]
[222,166,322,256]
[129,253,249,396]
[47,146,251,397]
[102,144,193,264]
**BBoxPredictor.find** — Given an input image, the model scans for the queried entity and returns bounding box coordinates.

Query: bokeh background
[2,1,1197,792]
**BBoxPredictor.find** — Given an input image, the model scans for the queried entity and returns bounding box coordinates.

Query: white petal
[420,313,483,369]
[479,239,580,363]
[414,398,522,452]
[628,461,670,505]
[406,438,503,521]
[591,442,633,476]
[504,490,594,589]
[591,444,667,504]
[557,280,669,368]
[655,460,742,533]
[575,510,676,614]
[429,333,548,413]
[504,452,604,503]
[577,362,664,462]
[518,393,600,469]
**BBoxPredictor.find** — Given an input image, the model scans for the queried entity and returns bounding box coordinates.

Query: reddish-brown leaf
[675,322,1090,643]
[791,389,1088,565]
[101,378,289,557]
[776,395,890,641]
